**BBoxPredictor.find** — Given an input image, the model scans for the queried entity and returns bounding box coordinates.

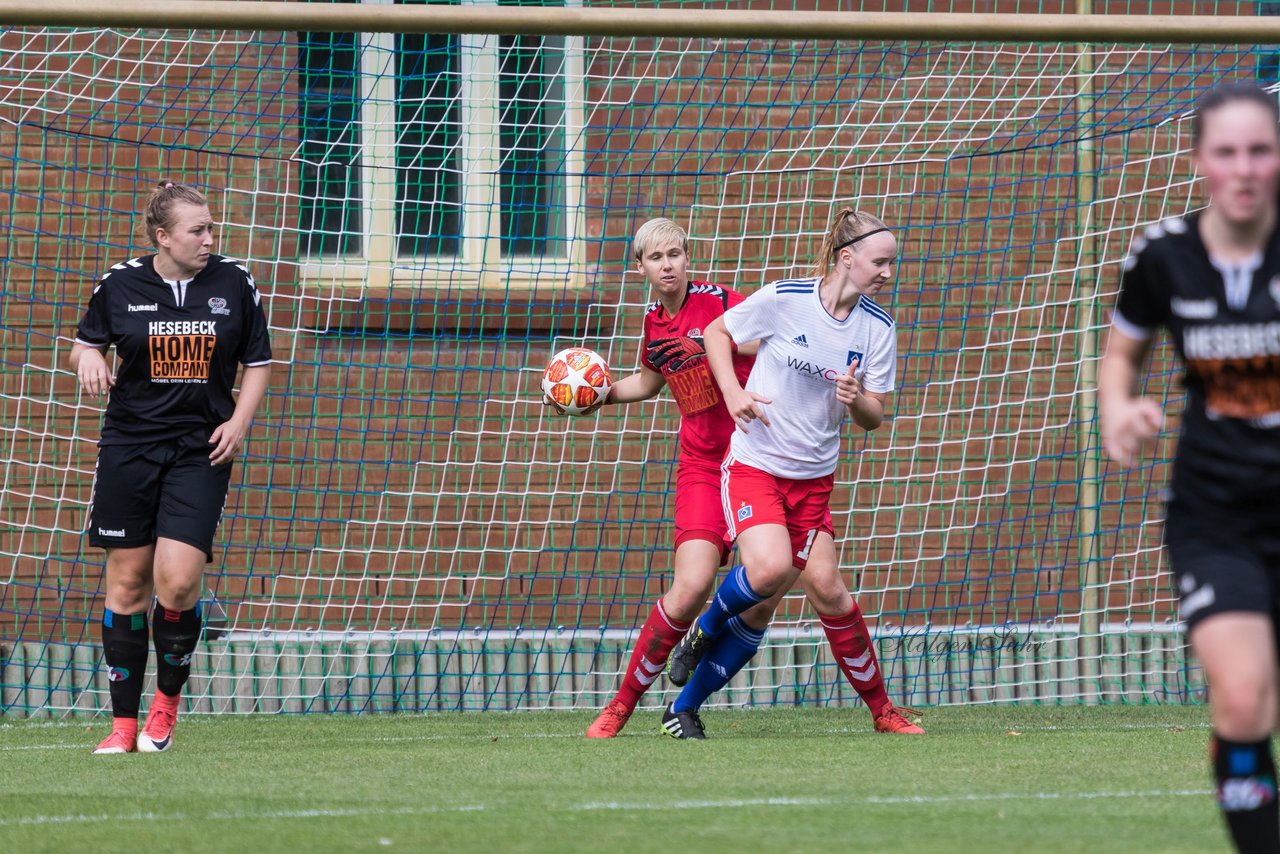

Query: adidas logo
[661,705,706,740]
[791,334,808,348]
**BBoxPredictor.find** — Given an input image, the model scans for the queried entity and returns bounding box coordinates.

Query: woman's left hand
[835,359,861,406]
[208,417,249,465]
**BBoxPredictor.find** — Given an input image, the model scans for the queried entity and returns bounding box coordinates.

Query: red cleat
[137,691,180,753]
[93,724,137,755]
[586,699,633,739]
[874,705,925,734]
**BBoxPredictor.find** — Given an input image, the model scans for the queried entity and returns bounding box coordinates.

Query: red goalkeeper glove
[646,335,706,372]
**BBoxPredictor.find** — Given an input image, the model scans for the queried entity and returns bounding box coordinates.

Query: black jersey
[75,254,272,445]
[1114,211,1280,476]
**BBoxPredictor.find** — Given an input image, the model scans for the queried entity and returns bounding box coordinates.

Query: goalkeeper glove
[646,335,706,372]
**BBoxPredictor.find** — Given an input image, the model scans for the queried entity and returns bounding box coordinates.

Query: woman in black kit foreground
[1101,82,1280,853]
[70,181,271,754]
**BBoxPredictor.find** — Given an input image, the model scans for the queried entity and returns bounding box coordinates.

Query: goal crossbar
[3,1,1280,44]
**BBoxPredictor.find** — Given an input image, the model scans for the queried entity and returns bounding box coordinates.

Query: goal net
[0,2,1254,715]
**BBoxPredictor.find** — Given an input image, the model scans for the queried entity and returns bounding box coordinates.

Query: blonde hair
[144,180,209,247]
[812,208,891,277]
[632,217,689,260]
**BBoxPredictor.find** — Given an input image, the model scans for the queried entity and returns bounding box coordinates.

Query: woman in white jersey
[663,209,922,737]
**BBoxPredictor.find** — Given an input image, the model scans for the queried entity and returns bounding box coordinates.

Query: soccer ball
[542,347,612,416]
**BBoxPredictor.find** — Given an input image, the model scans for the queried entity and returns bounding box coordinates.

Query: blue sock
[672,616,765,713]
[696,565,764,638]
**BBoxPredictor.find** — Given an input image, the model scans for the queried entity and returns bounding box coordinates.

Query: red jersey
[641,281,754,462]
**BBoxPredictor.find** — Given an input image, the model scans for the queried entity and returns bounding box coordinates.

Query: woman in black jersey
[70,181,271,754]
[1102,82,1280,852]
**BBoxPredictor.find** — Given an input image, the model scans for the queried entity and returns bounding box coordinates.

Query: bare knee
[663,575,714,624]
[803,570,853,617]
[156,578,201,611]
[1192,615,1280,740]
[1213,677,1276,741]
[809,589,852,617]
[152,540,206,610]
[662,541,722,623]
[105,549,154,613]
[745,554,795,598]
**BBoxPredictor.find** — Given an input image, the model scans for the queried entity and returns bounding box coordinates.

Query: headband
[834,227,891,253]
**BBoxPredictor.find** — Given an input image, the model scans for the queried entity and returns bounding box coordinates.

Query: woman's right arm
[70,342,114,397]
[1098,328,1164,467]
[705,315,770,431]
[605,365,666,404]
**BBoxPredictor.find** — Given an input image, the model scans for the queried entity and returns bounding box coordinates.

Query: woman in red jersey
[548,218,781,738]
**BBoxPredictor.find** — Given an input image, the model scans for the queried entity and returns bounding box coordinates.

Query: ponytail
[811,208,890,277]
[144,180,208,246]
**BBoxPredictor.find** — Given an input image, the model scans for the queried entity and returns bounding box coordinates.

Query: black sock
[152,601,202,698]
[1213,733,1280,853]
[101,609,148,719]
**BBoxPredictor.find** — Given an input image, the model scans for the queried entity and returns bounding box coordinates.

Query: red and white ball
[542,347,612,416]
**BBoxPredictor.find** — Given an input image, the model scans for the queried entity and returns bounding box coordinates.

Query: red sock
[613,599,691,711]
[820,602,891,717]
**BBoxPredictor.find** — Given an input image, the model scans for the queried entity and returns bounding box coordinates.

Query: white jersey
[722,276,897,479]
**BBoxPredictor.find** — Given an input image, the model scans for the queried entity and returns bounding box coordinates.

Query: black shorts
[1165,459,1280,631]
[88,430,232,562]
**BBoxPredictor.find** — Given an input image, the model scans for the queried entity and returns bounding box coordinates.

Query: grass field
[0,705,1226,853]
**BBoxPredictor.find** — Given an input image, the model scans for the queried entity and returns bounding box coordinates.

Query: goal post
[1,1,1252,715]
[4,1,1280,42]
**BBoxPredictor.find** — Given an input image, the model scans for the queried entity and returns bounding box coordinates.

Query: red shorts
[673,456,732,565]
[720,457,834,571]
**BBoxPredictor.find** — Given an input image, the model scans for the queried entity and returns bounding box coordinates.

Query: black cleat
[666,625,712,686]
[662,704,707,740]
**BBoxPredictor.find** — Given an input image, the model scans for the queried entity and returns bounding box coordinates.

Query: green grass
[0,706,1226,853]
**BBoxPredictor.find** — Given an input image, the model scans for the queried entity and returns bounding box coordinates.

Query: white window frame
[299,0,586,291]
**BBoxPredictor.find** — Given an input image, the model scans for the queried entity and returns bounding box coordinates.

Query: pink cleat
[137,691,180,753]
[874,705,926,734]
[93,723,137,755]
[586,699,633,738]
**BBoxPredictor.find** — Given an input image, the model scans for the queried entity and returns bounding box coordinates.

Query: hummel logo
[1170,297,1217,319]
[128,303,158,312]
[635,656,664,686]
[842,651,877,682]
[1180,583,1216,620]
[97,527,126,537]
[791,334,809,348]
